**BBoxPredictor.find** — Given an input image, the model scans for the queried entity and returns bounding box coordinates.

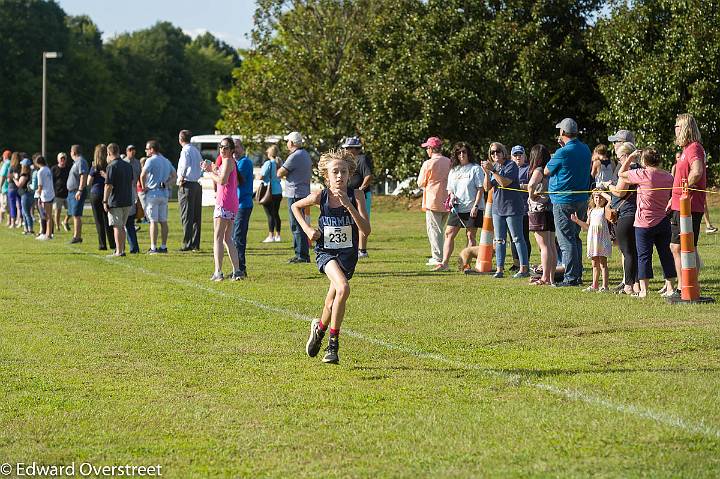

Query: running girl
[292,149,370,364]
[571,188,612,292]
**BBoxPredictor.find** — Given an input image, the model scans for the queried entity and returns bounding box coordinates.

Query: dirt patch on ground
[373,195,423,212]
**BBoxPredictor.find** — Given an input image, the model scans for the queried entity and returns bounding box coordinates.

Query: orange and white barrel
[679,184,700,301]
[476,188,494,272]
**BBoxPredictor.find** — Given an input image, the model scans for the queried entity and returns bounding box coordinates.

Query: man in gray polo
[66,144,89,244]
[277,131,312,263]
[103,143,134,257]
[176,129,203,251]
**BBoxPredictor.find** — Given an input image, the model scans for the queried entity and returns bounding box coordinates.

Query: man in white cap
[608,129,636,146]
[278,131,313,263]
[544,118,592,287]
[343,136,374,258]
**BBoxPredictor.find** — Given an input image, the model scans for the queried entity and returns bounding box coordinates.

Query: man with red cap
[417,137,450,266]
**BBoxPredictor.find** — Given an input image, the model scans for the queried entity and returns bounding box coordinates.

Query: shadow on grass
[352,364,719,379]
[354,271,446,278]
[496,366,720,378]
[352,365,468,374]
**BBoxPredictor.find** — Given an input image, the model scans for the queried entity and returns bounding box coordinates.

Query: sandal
[531,279,549,286]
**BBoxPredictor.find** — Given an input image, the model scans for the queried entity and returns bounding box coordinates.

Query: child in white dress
[571,188,612,292]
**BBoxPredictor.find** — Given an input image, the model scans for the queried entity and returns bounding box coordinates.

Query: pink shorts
[214,205,236,220]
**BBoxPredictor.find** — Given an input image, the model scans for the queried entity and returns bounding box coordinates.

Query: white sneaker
[273,235,281,242]
[261,236,274,243]
[425,258,441,266]
[358,251,369,259]
[36,234,49,241]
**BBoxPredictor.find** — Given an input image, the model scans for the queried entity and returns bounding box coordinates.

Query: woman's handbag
[255,182,273,205]
[605,206,619,224]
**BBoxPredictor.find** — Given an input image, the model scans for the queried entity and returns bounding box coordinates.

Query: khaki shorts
[108,206,131,227]
[145,195,168,223]
[53,197,68,211]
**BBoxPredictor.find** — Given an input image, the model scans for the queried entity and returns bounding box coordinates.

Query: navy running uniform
[315,188,359,279]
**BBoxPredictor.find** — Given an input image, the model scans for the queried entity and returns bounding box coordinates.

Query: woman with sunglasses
[433,142,484,271]
[482,142,530,278]
[201,138,242,281]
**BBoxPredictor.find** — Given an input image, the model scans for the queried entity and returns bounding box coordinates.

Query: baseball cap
[126,144,136,150]
[421,137,442,148]
[555,118,578,135]
[284,131,304,145]
[607,129,635,144]
[511,145,525,156]
[341,136,362,148]
[20,158,32,166]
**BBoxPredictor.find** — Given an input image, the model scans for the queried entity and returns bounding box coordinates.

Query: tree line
[0,0,240,162]
[2,0,719,185]
[218,0,720,184]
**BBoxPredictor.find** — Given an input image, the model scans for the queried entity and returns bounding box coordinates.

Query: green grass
[1,198,719,478]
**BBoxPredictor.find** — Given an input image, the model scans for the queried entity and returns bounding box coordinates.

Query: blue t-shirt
[88,166,106,196]
[282,148,312,198]
[546,138,592,204]
[490,160,525,216]
[261,159,282,195]
[144,154,175,198]
[236,156,254,209]
[0,160,10,194]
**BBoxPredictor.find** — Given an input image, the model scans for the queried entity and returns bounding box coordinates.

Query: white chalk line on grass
[79,249,720,440]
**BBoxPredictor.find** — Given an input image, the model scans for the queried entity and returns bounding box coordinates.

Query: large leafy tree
[185,33,241,137]
[106,22,200,161]
[55,15,114,153]
[0,0,69,153]
[588,0,720,175]
[0,1,239,163]
[356,0,604,176]
[220,0,604,178]
[107,23,238,161]
[218,0,375,154]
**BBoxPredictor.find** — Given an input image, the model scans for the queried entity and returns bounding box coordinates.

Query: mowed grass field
[1,197,720,478]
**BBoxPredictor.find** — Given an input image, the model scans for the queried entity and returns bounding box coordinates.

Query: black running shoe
[322,335,339,364]
[306,319,325,357]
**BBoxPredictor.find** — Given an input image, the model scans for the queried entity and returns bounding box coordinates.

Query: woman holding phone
[201,138,242,281]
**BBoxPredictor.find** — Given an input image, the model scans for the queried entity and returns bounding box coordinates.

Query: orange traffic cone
[669,180,714,304]
[476,188,495,272]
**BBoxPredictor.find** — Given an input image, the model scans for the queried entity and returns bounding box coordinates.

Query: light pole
[42,51,62,158]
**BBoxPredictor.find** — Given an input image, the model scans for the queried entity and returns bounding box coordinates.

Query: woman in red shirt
[669,114,706,291]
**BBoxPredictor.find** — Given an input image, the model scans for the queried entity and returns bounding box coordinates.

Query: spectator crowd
[0,115,714,299]
[417,114,714,299]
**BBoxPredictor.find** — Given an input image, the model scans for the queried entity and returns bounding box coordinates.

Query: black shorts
[447,210,483,228]
[316,250,357,280]
[528,210,555,232]
[670,210,702,245]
